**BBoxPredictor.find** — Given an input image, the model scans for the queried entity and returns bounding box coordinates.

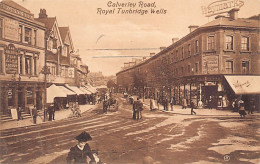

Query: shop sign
[26,90,33,97]
[0,2,34,20]
[5,44,18,74]
[8,89,12,98]
[4,17,19,41]
[201,0,244,17]
[202,55,219,74]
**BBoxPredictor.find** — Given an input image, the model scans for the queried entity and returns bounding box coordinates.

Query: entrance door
[202,85,218,108]
[36,91,42,110]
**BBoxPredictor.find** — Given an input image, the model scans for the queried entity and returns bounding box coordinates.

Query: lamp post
[41,65,50,122]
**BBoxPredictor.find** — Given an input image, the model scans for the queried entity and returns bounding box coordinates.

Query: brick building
[116,9,260,110]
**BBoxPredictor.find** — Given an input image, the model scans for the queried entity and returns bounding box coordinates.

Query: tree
[107,80,117,89]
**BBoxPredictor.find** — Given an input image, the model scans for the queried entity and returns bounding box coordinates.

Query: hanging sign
[201,0,244,17]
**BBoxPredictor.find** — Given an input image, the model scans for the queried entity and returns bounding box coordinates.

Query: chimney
[160,47,166,51]
[172,38,179,44]
[39,9,48,19]
[215,15,226,19]
[228,8,239,20]
[150,53,155,57]
[188,25,199,33]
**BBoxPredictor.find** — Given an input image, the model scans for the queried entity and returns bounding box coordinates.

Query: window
[34,30,37,46]
[195,40,199,53]
[225,60,233,73]
[62,46,68,56]
[0,50,2,73]
[225,35,234,50]
[47,39,53,51]
[181,47,184,59]
[195,63,198,73]
[0,18,3,38]
[19,55,23,74]
[47,63,56,75]
[25,56,32,75]
[24,27,32,44]
[242,61,249,74]
[188,44,191,57]
[208,36,215,50]
[241,36,249,51]
[33,57,37,75]
[19,25,23,42]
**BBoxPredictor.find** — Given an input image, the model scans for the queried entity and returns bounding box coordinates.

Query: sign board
[202,54,219,74]
[4,17,19,41]
[201,0,244,17]
[10,108,18,120]
[5,44,18,74]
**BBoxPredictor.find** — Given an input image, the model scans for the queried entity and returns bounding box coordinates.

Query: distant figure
[182,98,187,109]
[170,97,174,111]
[32,105,38,124]
[190,100,196,115]
[48,104,54,121]
[238,102,246,118]
[67,131,96,164]
[17,106,23,120]
[150,99,156,111]
[133,99,137,120]
[136,98,143,120]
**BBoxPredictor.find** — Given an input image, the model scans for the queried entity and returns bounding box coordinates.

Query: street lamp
[41,65,51,122]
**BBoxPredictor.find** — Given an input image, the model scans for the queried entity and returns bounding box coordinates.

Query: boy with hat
[67,131,96,164]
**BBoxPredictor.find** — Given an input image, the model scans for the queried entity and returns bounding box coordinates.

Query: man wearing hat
[67,131,96,164]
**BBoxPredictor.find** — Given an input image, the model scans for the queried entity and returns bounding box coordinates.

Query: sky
[11,0,260,76]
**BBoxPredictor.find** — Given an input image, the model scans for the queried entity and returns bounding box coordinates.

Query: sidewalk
[0,104,94,131]
[129,96,260,117]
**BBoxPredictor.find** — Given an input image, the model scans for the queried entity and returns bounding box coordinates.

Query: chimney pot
[39,8,48,19]
[188,25,199,33]
[172,38,179,44]
[228,8,239,20]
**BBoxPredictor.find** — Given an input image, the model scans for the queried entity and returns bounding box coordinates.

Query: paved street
[0,95,259,164]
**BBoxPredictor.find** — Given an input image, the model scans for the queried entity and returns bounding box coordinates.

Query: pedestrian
[17,106,23,120]
[48,104,54,121]
[182,98,187,109]
[67,131,96,164]
[248,98,255,114]
[238,102,246,118]
[133,99,137,120]
[32,105,38,124]
[208,96,213,109]
[136,98,143,120]
[190,100,196,115]
[170,97,174,111]
[150,99,156,111]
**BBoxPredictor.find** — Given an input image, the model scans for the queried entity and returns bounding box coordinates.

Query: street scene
[0,0,260,164]
[1,94,260,164]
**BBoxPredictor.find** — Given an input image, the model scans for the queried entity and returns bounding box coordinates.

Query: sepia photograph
[0,0,260,163]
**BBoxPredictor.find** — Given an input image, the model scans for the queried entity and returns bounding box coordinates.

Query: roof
[35,17,56,30]
[59,27,69,43]
[2,0,31,14]
[201,17,260,29]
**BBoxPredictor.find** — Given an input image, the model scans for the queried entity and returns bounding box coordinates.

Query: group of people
[132,98,143,120]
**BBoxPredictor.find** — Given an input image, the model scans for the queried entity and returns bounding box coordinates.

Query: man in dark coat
[67,131,96,164]
[32,105,38,124]
[133,99,137,120]
[190,100,196,115]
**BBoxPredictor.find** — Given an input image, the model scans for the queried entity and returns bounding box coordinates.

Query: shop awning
[80,87,92,94]
[224,75,260,95]
[57,86,76,95]
[84,85,97,93]
[65,85,85,95]
[47,84,67,103]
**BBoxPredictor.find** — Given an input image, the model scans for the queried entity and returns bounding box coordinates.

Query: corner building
[117,9,260,110]
[0,0,46,114]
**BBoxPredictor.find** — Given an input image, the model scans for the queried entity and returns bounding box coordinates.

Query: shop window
[241,36,249,51]
[0,50,2,73]
[225,35,234,50]
[19,25,23,42]
[225,60,233,73]
[195,40,199,53]
[207,36,215,50]
[25,56,32,75]
[242,61,249,74]
[24,27,32,44]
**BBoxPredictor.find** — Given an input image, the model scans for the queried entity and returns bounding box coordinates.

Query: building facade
[0,0,46,114]
[117,9,260,110]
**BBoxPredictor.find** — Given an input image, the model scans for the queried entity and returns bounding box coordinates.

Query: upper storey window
[207,36,215,50]
[25,27,32,44]
[225,35,234,50]
[241,36,249,51]
[195,40,199,53]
